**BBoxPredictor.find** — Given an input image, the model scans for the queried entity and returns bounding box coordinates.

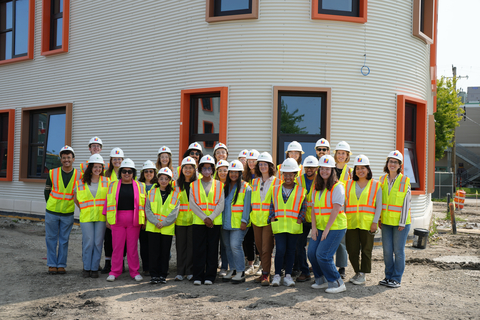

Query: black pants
[139,228,150,272]
[242,226,257,261]
[104,228,126,258]
[294,222,311,275]
[148,232,172,278]
[192,224,221,283]
[175,225,193,276]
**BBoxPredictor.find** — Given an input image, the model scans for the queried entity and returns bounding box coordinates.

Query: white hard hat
[280,158,300,173]
[214,143,228,153]
[188,142,203,152]
[158,146,172,155]
[335,141,351,153]
[354,155,370,166]
[303,155,319,167]
[60,145,75,157]
[216,159,229,169]
[286,141,304,154]
[246,149,260,160]
[181,156,197,167]
[257,152,273,164]
[88,136,103,147]
[199,155,215,165]
[120,158,135,169]
[110,147,124,158]
[318,155,336,168]
[387,150,403,163]
[238,149,248,158]
[315,138,330,148]
[142,160,156,171]
[157,167,173,178]
[88,154,104,165]
[228,160,244,171]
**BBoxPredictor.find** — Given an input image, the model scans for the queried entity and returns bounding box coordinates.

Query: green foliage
[429,219,438,239]
[434,76,464,160]
[280,101,308,134]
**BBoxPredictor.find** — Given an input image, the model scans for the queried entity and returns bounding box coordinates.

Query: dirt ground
[1,202,480,320]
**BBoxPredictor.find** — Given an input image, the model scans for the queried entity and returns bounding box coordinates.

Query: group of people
[44,136,411,293]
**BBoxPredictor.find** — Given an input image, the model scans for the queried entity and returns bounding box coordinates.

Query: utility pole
[452,65,457,190]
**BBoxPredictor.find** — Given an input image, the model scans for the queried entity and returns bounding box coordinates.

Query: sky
[437,0,480,91]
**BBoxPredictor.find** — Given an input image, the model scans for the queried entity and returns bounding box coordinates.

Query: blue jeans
[381,224,411,283]
[220,232,229,270]
[80,221,106,271]
[274,233,299,276]
[308,228,346,283]
[294,222,311,275]
[45,212,74,268]
[222,228,248,272]
[335,234,348,268]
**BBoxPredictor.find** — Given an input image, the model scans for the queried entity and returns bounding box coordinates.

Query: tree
[434,76,464,160]
[280,101,308,134]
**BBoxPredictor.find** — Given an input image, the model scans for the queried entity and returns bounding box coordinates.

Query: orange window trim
[0,0,35,66]
[396,95,427,195]
[312,0,367,23]
[179,87,228,166]
[41,0,70,56]
[0,109,15,182]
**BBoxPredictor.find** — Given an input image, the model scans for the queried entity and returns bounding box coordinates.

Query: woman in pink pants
[103,158,147,282]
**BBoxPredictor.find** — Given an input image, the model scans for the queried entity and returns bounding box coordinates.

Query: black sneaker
[150,277,160,284]
[386,280,401,288]
[338,267,346,279]
[158,276,167,284]
[379,278,389,286]
[101,260,111,274]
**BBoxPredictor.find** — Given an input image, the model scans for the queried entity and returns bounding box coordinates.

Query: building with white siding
[0,0,438,231]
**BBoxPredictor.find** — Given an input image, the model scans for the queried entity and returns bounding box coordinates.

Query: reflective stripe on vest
[312,182,346,230]
[230,181,248,229]
[270,183,306,234]
[379,174,411,226]
[106,180,146,226]
[191,179,224,225]
[344,179,380,230]
[338,165,352,185]
[295,173,315,223]
[46,168,81,214]
[250,177,278,227]
[76,176,109,223]
[145,187,177,235]
[172,181,193,226]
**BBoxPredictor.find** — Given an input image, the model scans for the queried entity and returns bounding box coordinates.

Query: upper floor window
[41,0,69,55]
[413,0,434,44]
[206,0,258,23]
[0,109,14,181]
[0,0,29,61]
[312,0,367,23]
[50,0,63,50]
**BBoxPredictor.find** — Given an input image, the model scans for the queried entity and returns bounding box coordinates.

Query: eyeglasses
[122,170,133,174]
[316,148,328,152]
[144,170,155,174]
[202,167,213,172]
[388,160,400,165]
[190,151,200,156]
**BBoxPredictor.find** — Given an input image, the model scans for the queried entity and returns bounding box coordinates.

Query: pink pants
[110,210,141,278]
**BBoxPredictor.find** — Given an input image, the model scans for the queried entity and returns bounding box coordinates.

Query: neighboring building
[0,0,438,230]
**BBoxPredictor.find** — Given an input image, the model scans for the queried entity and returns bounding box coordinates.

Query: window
[41,0,69,55]
[403,103,420,189]
[273,87,331,164]
[413,0,434,44]
[20,104,72,181]
[206,0,258,23]
[312,0,367,23]
[0,0,34,65]
[0,109,14,181]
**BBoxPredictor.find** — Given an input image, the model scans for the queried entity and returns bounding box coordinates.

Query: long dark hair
[254,162,276,178]
[314,167,338,192]
[177,164,197,191]
[198,163,215,177]
[243,163,255,183]
[82,163,104,185]
[156,153,172,171]
[139,169,158,185]
[225,171,243,204]
[105,157,123,178]
[353,166,373,181]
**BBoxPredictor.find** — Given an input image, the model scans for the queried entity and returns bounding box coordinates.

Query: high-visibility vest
[379,174,411,226]
[172,181,194,226]
[105,180,146,226]
[312,182,346,231]
[338,165,352,185]
[271,183,306,234]
[344,179,380,230]
[75,176,109,223]
[46,168,81,214]
[228,181,249,229]
[191,179,224,225]
[145,187,179,235]
[296,173,316,223]
[277,164,303,180]
[107,169,118,182]
[250,177,278,227]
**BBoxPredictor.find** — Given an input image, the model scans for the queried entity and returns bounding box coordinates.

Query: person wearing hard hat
[175,142,204,180]
[378,150,411,289]
[190,155,225,285]
[156,146,173,171]
[215,160,229,184]
[215,160,230,277]
[103,159,147,282]
[315,138,330,160]
[292,155,318,282]
[268,158,307,287]
[221,160,252,284]
[238,149,248,167]
[173,157,198,281]
[307,155,347,294]
[277,141,304,179]
[250,152,278,286]
[44,146,81,275]
[73,154,108,278]
[243,149,259,183]
[344,155,382,285]
[80,137,103,174]
[145,167,180,284]
[213,142,228,180]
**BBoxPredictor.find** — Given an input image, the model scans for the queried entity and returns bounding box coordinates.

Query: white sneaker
[325,283,346,293]
[253,256,261,267]
[231,272,246,284]
[222,270,235,282]
[272,274,281,287]
[187,274,193,281]
[175,275,184,281]
[255,265,263,276]
[349,273,359,283]
[283,274,295,287]
[194,280,201,285]
[351,273,365,285]
[106,275,115,282]
[245,265,255,275]
[311,282,328,289]
[204,280,213,285]
[219,269,228,277]
[134,275,143,282]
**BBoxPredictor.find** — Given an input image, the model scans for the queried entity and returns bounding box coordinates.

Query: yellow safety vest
[312,182,347,231]
[379,174,411,226]
[46,168,81,214]
[344,179,380,230]
[191,179,224,225]
[250,177,278,227]
[145,187,179,235]
[338,165,352,185]
[105,180,146,226]
[229,181,249,229]
[172,181,194,226]
[107,169,118,182]
[296,173,316,223]
[277,164,303,180]
[271,183,306,234]
[75,176,109,223]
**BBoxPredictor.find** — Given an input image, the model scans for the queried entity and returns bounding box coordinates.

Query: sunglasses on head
[316,148,328,152]
[190,151,200,156]
[122,170,133,174]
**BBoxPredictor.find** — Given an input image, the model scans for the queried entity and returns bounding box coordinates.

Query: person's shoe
[283,274,295,287]
[255,265,263,276]
[254,275,263,283]
[187,274,193,281]
[311,282,328,289]
[338,267,346,279]
[325,283,346,293]
[272,274,281,287]
[150,277,160,284]
[245,265,255,275]
[222,270,235,282]
[193,280,201,285]
[106,275,116,282]
[175,275,183,281]
[296,273,311,282]
[253,256,261,267]
[143,271,150,276]
[158,276,167,284]
[134,274,143,282]
[261,274,271,286]
[82,269,90,278]
[57,268,66,274]
[204,280,213,285]
[101,260,111,274]
[291,269,301,278]
[48,267,57,274]
[231,271,246,284]
[90,270,99,278]
[379,278,389,286]
[349,273,359,283]
[386,279,401,288]
[351,273,366,285]
[219,269,227,277]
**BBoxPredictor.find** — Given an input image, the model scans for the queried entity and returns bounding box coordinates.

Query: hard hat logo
[115,151,120,154]
[393,152,399,156]
[232,163,236,167]
[358,158,362,162]
[324,158,329,163]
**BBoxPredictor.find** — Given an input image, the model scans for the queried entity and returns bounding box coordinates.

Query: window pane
[0,1,13,30]
[403,147,417,184]
[0,114,8,177]
[44,114,65,171]
[55,18,62,47]
[280,95,322,135]
[197,97,220,134]
[14,0,29,55]
[220,0,250,11]
[31,112,47,144]
[0,31,12,60]
[29,146,46,177]
[53,0,62,14]
[322,0,352,11]
[405,104,415,142]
